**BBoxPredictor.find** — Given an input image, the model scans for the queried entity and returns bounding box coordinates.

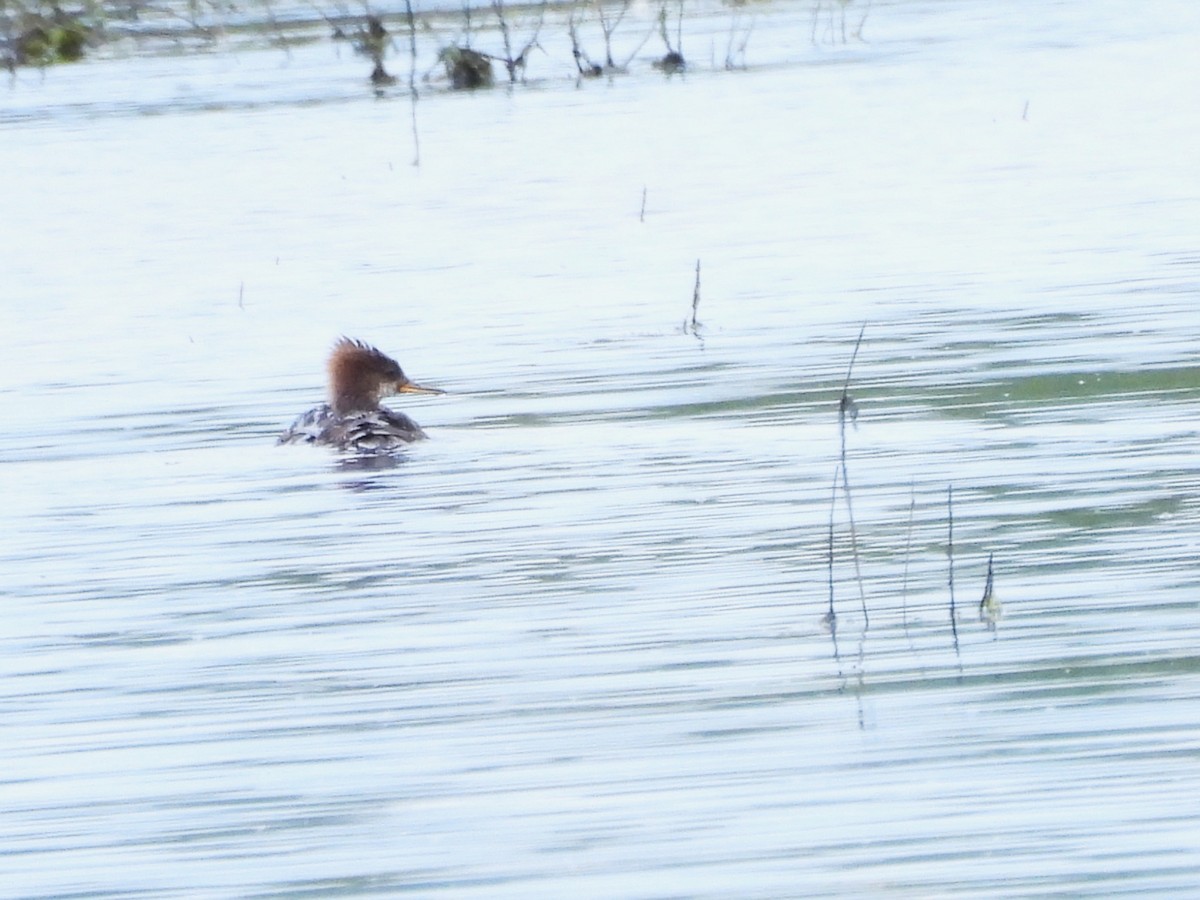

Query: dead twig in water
[837,324,868,628]
[853,0,873,41]
[681,260,702,341]
[979,551,1000,633]
[567,5,602,78]
[492,0,546,83]
[687,259,701,333]
[639,186,647,222]
[403,0,420,166]
[812,0,867,45]
[724,7,754,70]
[598,0,632,69]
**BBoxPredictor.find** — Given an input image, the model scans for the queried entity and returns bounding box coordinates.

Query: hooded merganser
[278,337,442,452]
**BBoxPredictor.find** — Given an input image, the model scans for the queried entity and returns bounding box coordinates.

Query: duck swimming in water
[278,337,443,453]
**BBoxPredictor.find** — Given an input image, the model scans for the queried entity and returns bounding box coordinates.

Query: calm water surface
[3,0,1200,896]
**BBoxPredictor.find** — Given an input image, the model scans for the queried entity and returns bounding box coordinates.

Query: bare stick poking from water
[853,0,873,41]
[979,551,1000,633]
[639,186,647,222]
[597,0,633,70]
[492,0,546,84]
[237,281,245,310]
[947,484,960,654]
[683,259,702,337]
[691,259,700,327]
[838,324,868,628]
[403,0,420,167]
[724,7,754,70]
[839,323,865,426]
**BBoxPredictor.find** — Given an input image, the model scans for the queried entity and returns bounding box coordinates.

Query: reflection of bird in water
[278,338,443,453]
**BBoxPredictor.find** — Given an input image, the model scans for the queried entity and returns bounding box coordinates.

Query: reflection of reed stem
[825,465,840,661]
[901,481,914,637]
[839,462,866,627]
[947,484,959,653]
[826,467,837,628]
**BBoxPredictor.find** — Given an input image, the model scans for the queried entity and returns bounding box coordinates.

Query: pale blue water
[3,1,1200,896]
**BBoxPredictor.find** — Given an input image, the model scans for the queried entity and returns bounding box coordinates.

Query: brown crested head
[327,337,441,415]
